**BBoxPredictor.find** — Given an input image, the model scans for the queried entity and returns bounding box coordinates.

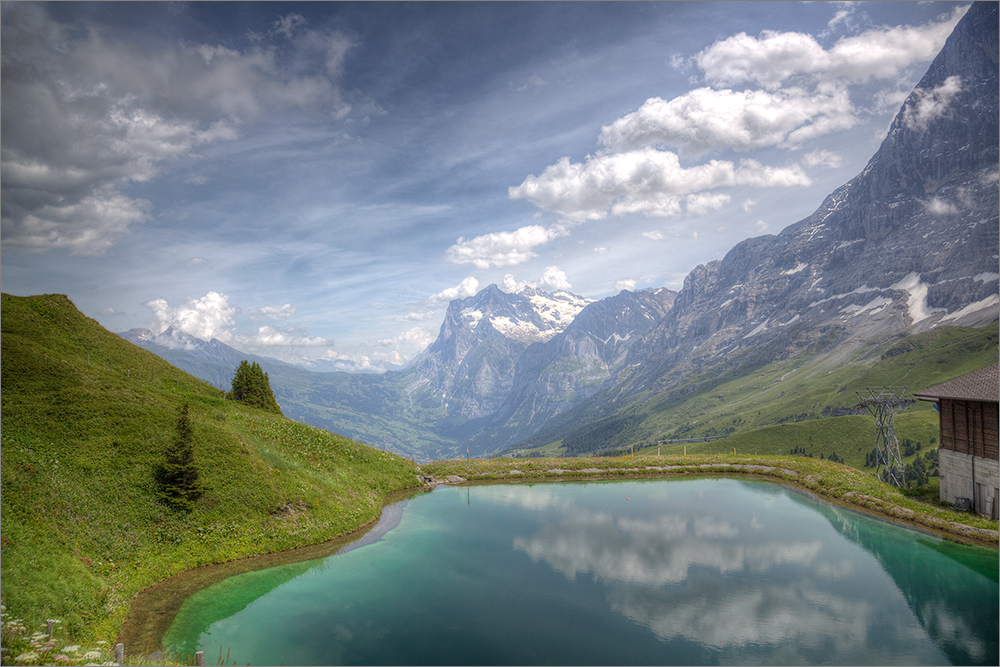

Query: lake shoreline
[116,486,429,658]
[120,455,998,659]
[422,456,1000,548]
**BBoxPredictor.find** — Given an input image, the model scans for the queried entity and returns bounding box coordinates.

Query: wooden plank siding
[939,398,1000,460]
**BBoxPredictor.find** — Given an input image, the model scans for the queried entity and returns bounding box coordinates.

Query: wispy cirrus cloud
[237,326,331,349]
[252,303,297,321]
[1,3,355,255]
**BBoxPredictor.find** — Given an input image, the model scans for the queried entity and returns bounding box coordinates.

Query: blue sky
[1,1,969,370]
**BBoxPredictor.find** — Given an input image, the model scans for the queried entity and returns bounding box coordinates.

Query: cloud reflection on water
[513,509,821,585]
[502,481,949,663]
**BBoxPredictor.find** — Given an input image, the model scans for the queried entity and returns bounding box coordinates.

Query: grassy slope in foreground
[0,294,420,647]
[422,456,999,547]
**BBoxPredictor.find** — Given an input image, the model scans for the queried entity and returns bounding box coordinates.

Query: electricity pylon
[853,387,914,487]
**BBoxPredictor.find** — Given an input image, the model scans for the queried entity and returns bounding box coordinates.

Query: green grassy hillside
[1,294,420,649]
[512,321,998,461]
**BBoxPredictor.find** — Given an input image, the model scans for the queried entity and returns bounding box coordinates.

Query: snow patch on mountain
[522,288,591,331]
[890,272,945,324]
[941,294,1000,324]
[781,262,808,276]
[462,308,484,328]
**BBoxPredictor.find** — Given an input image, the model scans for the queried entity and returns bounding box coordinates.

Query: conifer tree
[227,360,282,415]
[156,404,204,511]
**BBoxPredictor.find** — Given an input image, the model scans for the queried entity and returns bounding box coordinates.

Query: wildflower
[15,650,39,663]
[82,650,102,660]
[53,655,71,663]
[63,645,81,653]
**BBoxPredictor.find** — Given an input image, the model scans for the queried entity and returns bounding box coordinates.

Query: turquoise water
[163,479,998,665]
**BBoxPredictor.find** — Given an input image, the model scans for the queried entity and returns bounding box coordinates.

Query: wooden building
[915,363,999,519]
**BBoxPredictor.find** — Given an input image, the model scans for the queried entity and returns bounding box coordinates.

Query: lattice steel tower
[853,387,914,488]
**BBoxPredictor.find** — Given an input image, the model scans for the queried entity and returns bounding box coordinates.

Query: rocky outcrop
[402,284,592,421]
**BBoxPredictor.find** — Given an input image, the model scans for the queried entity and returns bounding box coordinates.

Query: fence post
[195,650,205,666]
[46,620,53,639]
[115,643,124,666]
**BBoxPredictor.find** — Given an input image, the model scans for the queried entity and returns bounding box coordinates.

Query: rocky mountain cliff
[466,287,677,452]
[402,285,591,421]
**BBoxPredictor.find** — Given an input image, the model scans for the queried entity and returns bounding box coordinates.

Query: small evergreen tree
[156,404,204,511]
[227,360,282,415]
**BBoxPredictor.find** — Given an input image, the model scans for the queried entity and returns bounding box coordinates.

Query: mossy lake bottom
[162,478,998,666]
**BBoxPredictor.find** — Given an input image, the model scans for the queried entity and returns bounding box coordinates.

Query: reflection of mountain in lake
[815,499,999,666]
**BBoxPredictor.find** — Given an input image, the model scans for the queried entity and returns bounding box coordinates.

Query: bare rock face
[403,284,592,420]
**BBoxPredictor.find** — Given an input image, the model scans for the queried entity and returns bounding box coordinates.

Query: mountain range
[121,2,999,462]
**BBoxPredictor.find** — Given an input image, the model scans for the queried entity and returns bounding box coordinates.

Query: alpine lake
[161,478,998,666]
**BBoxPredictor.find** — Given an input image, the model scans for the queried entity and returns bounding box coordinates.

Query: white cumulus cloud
[430,276,480,302]
[320,327,436,371]
[599,86,855,155]
[502,267,572,293]
[539,266,572,291]
[615,278,637,292]
[696,7,965,89]
[145,291,238,342]
[444,224,566,268]
[511,149,808,221]
[802,149,844,168]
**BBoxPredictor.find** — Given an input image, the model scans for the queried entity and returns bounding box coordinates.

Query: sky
[1,1,971,371]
